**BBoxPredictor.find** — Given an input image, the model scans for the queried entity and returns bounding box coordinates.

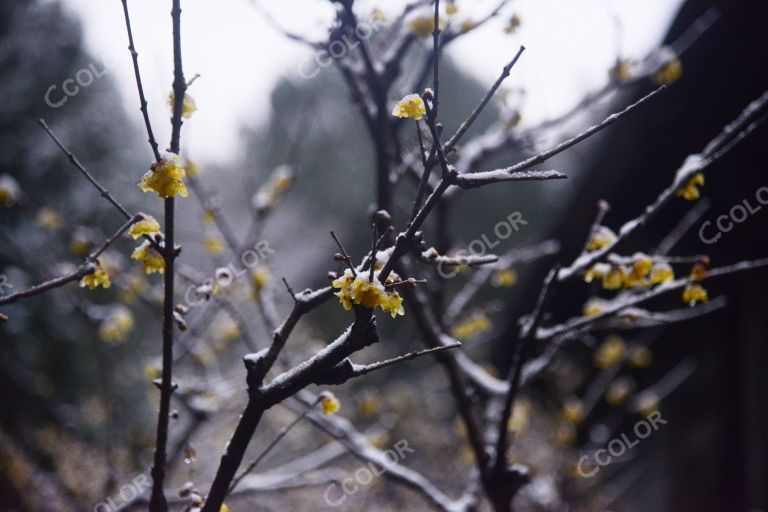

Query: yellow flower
[185,159,200,178]
[202,235,225,255]
[80,262,111,290]
[0,174,20,206]
[602,265,626,290]
[119,275,148,304]
[214,315,241,342]
[635,391,660,417]
[392,94,427,121]
[70,228,93,256]
[624,256,652,288]
[652,53,682,85]
[250,266,270,303]
[562,398,584,424]
[584,263,609,283]
[504,14,521,34]
[446,3,458,15]
[491,268,518,287]
[370,9,387,23]
[98,306,134,343]
[36,208,62,230]
[358,394,382,417]
[459,20,477,33]
[381,292,405,319]
[406,15,442,38]
[138,153,188,199]
[169,91,197,119]
[594,335,626,369]
[332,271,355,311]
[201,210,215,225]
[331,269,405,318]
[555,423,577,446]
[129,214,160,239]
[451,313,492,340]
[632,253,653,278]
[252,165,295,213]
[682,283,708,306]
[677,172,704,201]
[220,505,230,512]
[587,226,617,252]
[582,297,608,317]
[132,241,165,275]
[605,377,635,406]
[610,59,633,82]
[627,345,653,368]
[320,392,340,415]
[143,360,162,381]
[507,397,531,434]
[649,262,674,285]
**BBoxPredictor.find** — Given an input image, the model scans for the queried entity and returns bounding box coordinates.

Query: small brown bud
[374,210,391,223]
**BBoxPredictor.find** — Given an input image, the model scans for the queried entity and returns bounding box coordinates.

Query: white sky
[56,0,684,165]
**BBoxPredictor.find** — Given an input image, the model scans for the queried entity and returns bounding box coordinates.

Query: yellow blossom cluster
[332,269,405,318]
[129,214,161,239]
[392,94,427,121]
[80,261,111,290]
[138,153,188,199]
[682,283,708,306]
[584,254,674,291]
[132,241,165,275]
[586,226,617,252]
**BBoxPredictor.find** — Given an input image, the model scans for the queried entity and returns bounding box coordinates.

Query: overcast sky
[56,0,684,165]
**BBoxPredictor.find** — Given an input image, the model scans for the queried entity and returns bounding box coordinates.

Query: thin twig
[120,0,162,162]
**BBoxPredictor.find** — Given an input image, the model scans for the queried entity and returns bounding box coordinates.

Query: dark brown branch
[0,215,142,306]
[558,89,768,282]
[444,46,525,151]
[120,0,162,162]
[149,0,186,509]
[229,395,323,494]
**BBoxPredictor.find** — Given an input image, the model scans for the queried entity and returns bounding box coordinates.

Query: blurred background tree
[1,0,766,510]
